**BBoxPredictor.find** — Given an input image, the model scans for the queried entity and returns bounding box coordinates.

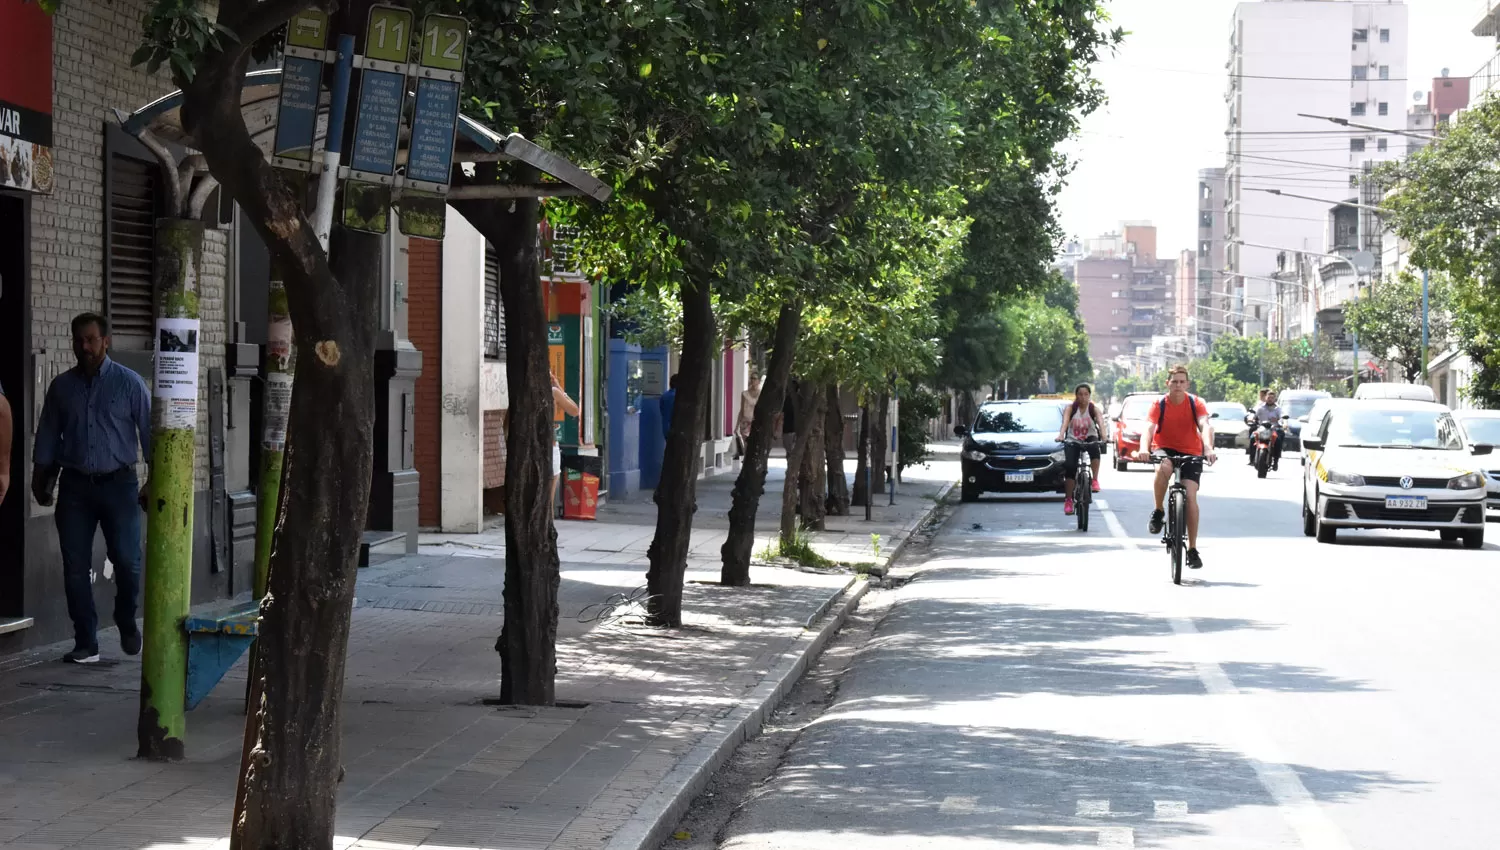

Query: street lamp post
[1421,269,1430,381]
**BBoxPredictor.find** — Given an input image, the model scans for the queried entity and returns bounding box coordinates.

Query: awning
[114,68,609,201]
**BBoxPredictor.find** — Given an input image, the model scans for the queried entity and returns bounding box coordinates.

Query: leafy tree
[1343,271,1454,384]
[1378,98,1500,404]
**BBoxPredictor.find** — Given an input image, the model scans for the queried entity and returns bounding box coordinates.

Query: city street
[709,450,1500,849]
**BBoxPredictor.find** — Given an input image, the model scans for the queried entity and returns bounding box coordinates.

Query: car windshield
[1208,403,1246,420]
[1326,409,1464,450]
[1120,397,1157,420]
[1283,396,1323,418]
[973,403,1063,434]
[1459,417,1500,446]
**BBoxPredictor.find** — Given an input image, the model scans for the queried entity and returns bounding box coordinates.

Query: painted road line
[1171,617,1356,850]
[1097,827,1136,848]
[1077,799,1111,817]
[1096,500,1139,550]
[1153,800,1189,820]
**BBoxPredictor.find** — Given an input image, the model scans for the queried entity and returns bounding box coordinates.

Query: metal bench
[183,603,259,710]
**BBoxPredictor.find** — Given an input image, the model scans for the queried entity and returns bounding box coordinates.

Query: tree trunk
[852,404,871,507]
[175,39,380,847]
[236,226,381,847]
[824,385,849,516]
[253,278,294,599]
[871,391,890,494]
[137,218,204,760]
[720,301,801,586]
[452,167,560,705]
[645,279,716,626]
[779,382,814,546]
[797,381,828,531]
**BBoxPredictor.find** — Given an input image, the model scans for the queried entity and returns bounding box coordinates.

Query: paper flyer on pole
[154,317,200,429]
[263,373,293,451]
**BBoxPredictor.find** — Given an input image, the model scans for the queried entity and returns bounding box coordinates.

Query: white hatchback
[1301,401,1491,548]
[1455,410,1500,520]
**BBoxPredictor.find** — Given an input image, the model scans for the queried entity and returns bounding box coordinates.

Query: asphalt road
[711,451,1500,849]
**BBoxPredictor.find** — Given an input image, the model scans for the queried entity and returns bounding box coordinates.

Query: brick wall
[483,409,506,489]
[30,0,226,488]
[409,239,442,527]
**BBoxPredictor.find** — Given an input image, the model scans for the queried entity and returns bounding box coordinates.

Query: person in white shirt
[1055,383,1107,516]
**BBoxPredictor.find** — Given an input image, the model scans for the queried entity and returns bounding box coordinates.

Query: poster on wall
[262,373,293,451]
[0,0,54,194]
[154,318,201,429]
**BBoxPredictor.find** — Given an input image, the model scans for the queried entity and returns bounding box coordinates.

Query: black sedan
[956,400,1070,502]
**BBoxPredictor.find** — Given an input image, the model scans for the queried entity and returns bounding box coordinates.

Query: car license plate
[1385,495,1427,510]
[1005,472,1034,483]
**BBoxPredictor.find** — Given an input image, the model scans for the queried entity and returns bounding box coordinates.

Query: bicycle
[1059,438,1105,532]
[1150,452,1208,585]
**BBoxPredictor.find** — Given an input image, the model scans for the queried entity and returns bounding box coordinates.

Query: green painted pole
[254,278,295,597]
[138,218,204,761]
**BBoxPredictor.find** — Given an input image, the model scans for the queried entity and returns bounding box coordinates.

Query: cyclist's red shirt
[1149,394,1208,455]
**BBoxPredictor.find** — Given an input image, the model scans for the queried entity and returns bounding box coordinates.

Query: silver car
[1455,410,1500,520]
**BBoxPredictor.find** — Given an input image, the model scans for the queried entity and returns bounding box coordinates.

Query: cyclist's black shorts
[1063,442,1101,475]
[1156,449,1205,485]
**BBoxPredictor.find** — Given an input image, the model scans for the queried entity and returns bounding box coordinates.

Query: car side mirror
[1302,437,1323,451]
[1474,443,1495,456]
[954,425,970,437]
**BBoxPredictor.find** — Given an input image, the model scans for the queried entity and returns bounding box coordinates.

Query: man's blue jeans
[55,468,142,650]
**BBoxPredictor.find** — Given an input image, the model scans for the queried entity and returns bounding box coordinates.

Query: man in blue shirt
[32,313,152,663]
[659,373,678,439]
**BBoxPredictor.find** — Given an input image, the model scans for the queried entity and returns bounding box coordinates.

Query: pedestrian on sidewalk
[32,313,151,664]
[0,378,12,506]
[659,373,678,439]
[551,369,581,514]
[734,374,761,457]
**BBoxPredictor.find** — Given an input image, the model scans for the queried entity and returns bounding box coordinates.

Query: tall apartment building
[1196,168,1229,348]
[1074,223,1176,366]
[1225,0,1409,335]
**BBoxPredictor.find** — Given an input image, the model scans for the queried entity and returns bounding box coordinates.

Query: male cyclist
[1134,365,1216,569]
[1252,389,1285,470]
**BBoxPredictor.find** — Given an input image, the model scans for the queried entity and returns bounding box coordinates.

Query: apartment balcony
[1474,49,1500,102]
[1476,0,1500,37]
[542,224,585,278]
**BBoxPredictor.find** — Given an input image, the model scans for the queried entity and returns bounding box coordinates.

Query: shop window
[105,137,162,351]
[483,241,505,361]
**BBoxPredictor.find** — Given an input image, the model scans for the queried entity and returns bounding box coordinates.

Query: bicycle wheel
[1076,469,1091,532]
[1168,490,1186,585]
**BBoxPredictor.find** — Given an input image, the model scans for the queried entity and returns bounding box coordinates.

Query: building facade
[1226,0,1410,326]
[1196,167,1230,348]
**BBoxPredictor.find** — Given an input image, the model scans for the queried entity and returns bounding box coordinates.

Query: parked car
[957,400,1071,501]
[1353,383,1437,403]
[1112,392,1162,472]
[1301,401,1491,547]
[1298,397,1358,467]
[1206,401,1250,448]
[1454,410,1500,520]
[1279,389,1331,452]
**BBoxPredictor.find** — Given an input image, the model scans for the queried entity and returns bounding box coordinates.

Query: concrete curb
[602,577,873,850]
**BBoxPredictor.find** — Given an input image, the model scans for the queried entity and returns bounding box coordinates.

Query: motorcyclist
[1246,388,1269,463]
[1251,390,1285,471]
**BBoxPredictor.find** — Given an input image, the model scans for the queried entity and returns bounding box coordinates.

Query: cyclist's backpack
[1156,394,1202,433]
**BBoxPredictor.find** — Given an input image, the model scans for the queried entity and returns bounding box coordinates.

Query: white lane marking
[1153,800,1189,820]
[1098,827,1136,848]
[1077,799,1111,817]
[1096,499,1139,550]
[1171,617,1355,850]
[939,795,975,814]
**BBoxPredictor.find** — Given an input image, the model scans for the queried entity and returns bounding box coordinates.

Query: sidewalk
[0,449,958,850]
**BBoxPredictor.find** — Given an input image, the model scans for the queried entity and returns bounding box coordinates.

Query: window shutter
[483,241,505,361]
[107,155,159,349]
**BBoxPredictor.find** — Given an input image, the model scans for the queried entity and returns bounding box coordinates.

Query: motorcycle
[1245,414,1286,478]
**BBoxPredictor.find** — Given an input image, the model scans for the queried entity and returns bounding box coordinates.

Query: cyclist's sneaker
[1187,548,1204,569]
[1063,497,1075,516]
[1148,509,1165,535]
[1091,478,1101,493]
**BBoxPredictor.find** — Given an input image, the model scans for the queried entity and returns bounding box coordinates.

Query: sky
[1056,0,1497,256]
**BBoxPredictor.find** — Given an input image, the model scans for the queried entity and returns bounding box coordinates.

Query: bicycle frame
[1151,453,1204,584]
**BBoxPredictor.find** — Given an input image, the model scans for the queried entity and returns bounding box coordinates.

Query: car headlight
[1449,472,1486,490]
[1326,469,1365,486]
[1050,450,1067,462]
[963,449,987,462]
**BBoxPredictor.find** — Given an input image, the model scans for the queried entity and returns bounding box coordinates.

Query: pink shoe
[1091,478,1101,494]
[1063,497,1075,515]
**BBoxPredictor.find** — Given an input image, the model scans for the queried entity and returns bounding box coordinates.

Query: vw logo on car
[1400,476,1414,490]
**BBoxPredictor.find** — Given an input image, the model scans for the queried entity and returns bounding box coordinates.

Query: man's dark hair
[71,312,110,338]
[669,373,678,389]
